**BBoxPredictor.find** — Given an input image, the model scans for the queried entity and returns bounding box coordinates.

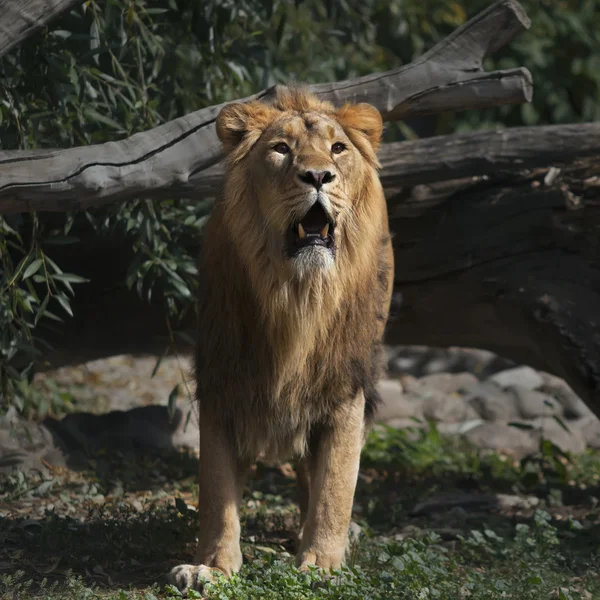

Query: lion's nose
[298,169,336,190]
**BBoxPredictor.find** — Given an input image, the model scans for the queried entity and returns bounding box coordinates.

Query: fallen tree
[0,0,531,213]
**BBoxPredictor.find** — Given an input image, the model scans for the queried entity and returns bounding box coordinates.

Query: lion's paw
[167,564,223,597]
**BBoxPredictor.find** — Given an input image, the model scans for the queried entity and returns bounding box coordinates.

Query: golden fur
[169,86,393,594]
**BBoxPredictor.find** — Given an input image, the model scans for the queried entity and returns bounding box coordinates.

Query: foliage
[371,0,600,133]
[2,426,598,599]
[1,0,599,412]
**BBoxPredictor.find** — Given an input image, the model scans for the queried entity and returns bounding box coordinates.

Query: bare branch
[0,0,533,214]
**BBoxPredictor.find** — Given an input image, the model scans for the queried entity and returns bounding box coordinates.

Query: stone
[508,385,562,419]
[385,418,426,430]
[489,366,544,391]
[461,350,515,379]
[538,373,595,419]
[404,372,479,395]
[437,419,484,435]
[421,390,475,423]
[375,379,424,421]
[460,381,520,421]
[530,417,586,455]
[464,422,538,459]
[388,355,422,376]
[572,416,600,449]
[410,492,539,516]
[383,418,427,442]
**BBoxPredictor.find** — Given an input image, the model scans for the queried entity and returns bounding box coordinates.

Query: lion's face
[216,88,383,277]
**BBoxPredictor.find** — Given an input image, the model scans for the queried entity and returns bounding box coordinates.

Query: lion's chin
[289,246,335,277]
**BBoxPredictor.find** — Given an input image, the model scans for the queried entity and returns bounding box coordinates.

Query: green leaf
[44,255,63,275]
[51,273,89,284]
[164,583,182,597]
[151,350,167,378]
[22,259,43,280]
[55,293,74,317]
[173,330,195,346]
[170,278,192,298]
[42,310,64,323]
[508,421,535,430]
[43,236,80,246]
[168,384,179,422]
[553,415,571,433]
[175,497,188,514]
[83,107,124,130]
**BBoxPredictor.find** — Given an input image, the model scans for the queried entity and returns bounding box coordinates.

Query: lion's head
[215,86,384,280]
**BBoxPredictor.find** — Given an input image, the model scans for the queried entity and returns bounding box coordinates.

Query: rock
[464,422,538,459]
[385,346,515,378]
[538,373,595,419]
[464,351,515,379]
[383,418,427,441]
[576,416,600,449]
[437,419,485,435]
[376,378,404,398]
[530,417,586,454]
[410,492,539,516]
[387,349,426,376]
[375,379,423,421]
[496,494,540,510]
[460,381,520,421]
[489,366,544,391]
[385,417,426,430]
[508,385,562,419]
[421,390,475,423]
[404,372,478,395]
[411,492,499,516]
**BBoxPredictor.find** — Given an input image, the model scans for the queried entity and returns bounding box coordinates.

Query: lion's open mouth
[286,201,335,258]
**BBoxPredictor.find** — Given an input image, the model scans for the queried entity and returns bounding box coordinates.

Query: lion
[169,85,394,594]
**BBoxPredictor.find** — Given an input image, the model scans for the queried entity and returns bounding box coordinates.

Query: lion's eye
[274,142,290,154]
[331,142,346,154]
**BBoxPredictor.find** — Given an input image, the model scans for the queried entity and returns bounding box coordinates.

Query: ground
[0,351,599,599]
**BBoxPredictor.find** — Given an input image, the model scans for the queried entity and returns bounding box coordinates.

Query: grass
[0,423,599,599]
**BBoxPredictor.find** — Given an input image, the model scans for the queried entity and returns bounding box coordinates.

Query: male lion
[169,86,393,594]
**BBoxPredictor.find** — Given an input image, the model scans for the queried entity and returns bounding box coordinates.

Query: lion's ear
[216,102,274,160]
[335,103,383,166]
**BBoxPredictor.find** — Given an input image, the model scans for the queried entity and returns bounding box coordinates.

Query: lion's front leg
[296,390,365,570]
[168,414,248,596]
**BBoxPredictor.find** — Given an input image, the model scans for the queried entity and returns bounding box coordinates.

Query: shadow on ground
[1,434,599,595]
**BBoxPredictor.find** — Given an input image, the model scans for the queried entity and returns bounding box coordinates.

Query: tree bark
[385,169,600,418]
[0,0,80,58]
[0,0,532,214]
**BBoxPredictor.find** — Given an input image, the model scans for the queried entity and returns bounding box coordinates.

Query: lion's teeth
[298,223,306,239]
[321,224,329,238]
